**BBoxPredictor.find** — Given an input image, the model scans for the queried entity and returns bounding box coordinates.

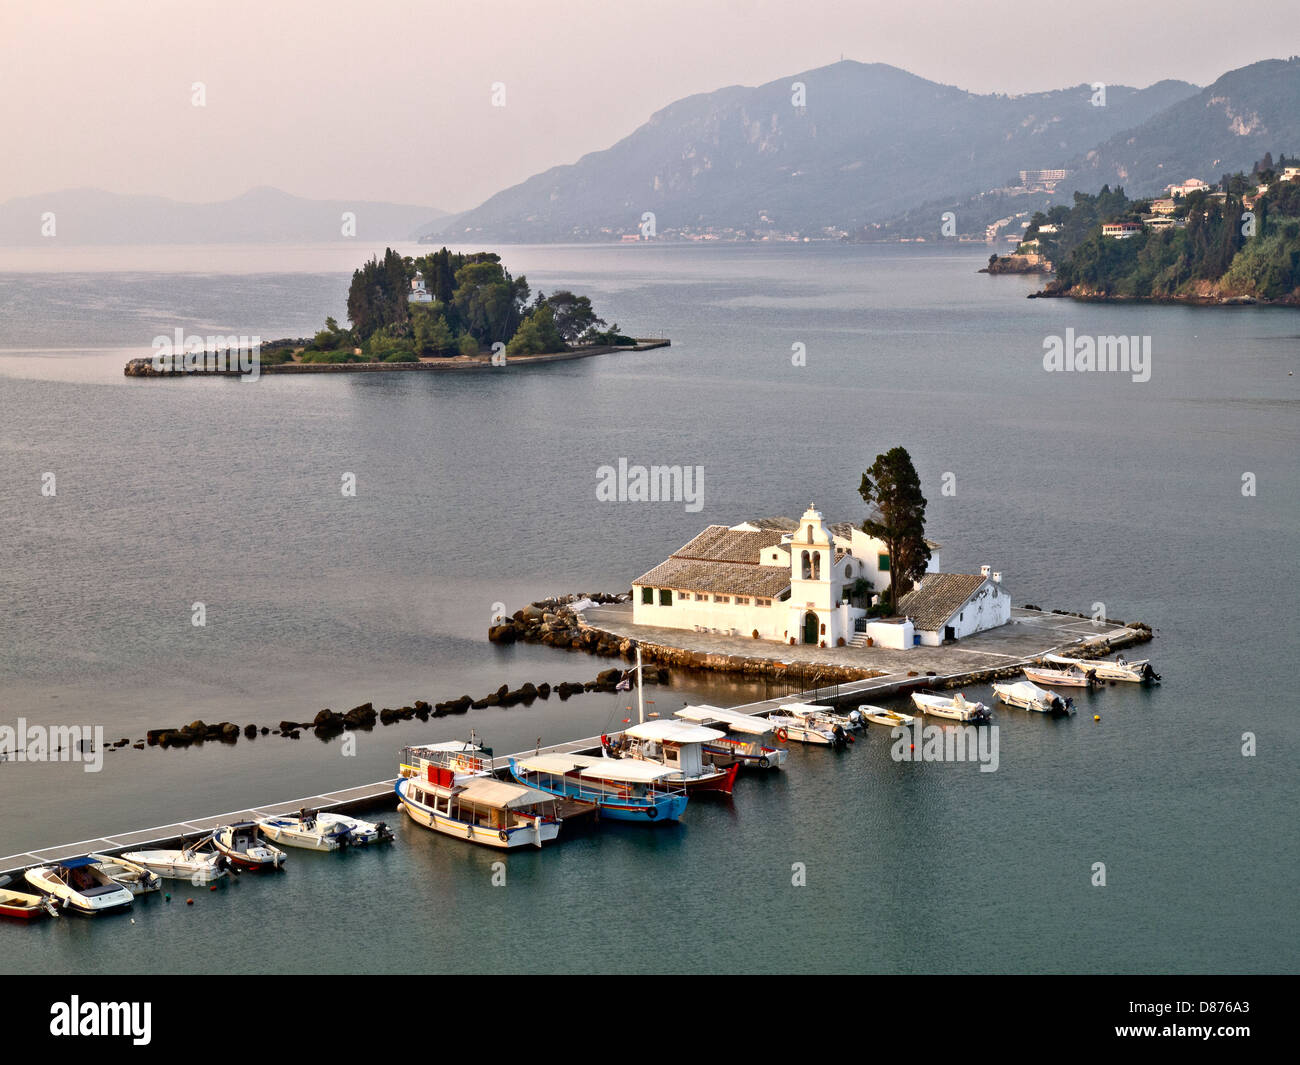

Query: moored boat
[674,705,789,769]
[992,680,1073,716]
[859,706,916,728]
[120,842,227,883]
[86,853,162,895]
[910,691,992,723]
[257,812,352,851]
[1045,653,1159,683]
[766,704,854,747]
[399,737,494,782]
[510,753,688,823]
[396,772,561,849]
[0,886,60,920]
[25,858,134,916]
[606,720,740,795]
[211,822,286,870]
[315,812,393,846]
[1023,664,1096,688]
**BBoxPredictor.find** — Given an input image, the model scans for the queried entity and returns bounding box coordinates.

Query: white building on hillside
[408,271,433,304]
[631,505,1010,649]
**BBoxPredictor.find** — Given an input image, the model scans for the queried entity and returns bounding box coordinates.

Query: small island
[1024,154,1300,305]
[126,247,666,376]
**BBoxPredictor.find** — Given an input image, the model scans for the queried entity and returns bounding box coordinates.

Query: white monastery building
[632,505,1011,649]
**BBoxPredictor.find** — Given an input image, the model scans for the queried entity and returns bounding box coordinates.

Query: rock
[146,729,168,746]
[219,722,240,741]
[244,724,258,739]
[537,682,551,698]
[488,624,517,644]
[596,668,623,685]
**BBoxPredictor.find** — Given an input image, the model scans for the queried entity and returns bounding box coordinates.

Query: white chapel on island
[631,505,1010,649]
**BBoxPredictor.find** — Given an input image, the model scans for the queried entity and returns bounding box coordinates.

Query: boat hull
[121,851,227,883]
[701,740,787,770]
[395,780,561,848]
[509,763,687,823]
[1023,667,1093,688]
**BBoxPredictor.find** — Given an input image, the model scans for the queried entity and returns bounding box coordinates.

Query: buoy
[186,898,194,905]
[209,885,217,891]
[164,893,171,901]
[1094,715,1100,722]
[130,918,135,924]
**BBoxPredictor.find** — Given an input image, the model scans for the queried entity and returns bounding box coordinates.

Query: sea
[0,241,1295,973]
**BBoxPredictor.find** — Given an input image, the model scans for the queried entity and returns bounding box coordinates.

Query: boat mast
[636,646,645,724]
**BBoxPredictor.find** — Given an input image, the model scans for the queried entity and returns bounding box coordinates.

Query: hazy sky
[3,0,1297,211]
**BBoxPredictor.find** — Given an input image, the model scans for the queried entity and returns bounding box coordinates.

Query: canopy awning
[413,740,485,753]
[624,720,725,743]
[457,778,553,809]
[676,705,774,735]
[513,753,587,775]
[578,760,675,783]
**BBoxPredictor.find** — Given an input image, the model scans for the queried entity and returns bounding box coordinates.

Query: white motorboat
[910,691,992,723]
[1023,664,1096,688]
[993,680,1073,716]
[257,812,352,851]
[606,720,740,795]
[314,811,393,845]
[859,705,916,728]
[211,822,287,870]
[396,774,562,848]
[120,843,227,883]
[674,705,789,769]
[86,853,162,895]
[1046,653,1159,683]
[25,858,134,916]
[766,704,854,747]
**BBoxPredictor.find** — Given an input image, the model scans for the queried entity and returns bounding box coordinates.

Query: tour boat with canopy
[398,735,495,782]
[396,771,561,849]
[510,753,688,822]
[605,719,740,795]
[674,704,789,769]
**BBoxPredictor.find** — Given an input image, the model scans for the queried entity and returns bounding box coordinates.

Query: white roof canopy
[415,740,485,753]
[578,760,676,783]
[676,705,775,735]
[513,753,586,775]
[457,778,553,809]
[624,720,725,743]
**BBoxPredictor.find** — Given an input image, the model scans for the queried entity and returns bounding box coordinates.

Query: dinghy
[910,691,992,723]
[0,887,60,920]
[25,858,134,915]
[257,812,352,851]
[86,853,162,895]
[120,843,227,883]
[314,812,393,846]
[859,706,916,728]
[1023,664,1096,688]
[211,822,286,870]
[993,681,1072,716]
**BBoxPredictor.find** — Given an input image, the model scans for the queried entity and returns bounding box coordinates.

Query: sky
[3,0,1297,212]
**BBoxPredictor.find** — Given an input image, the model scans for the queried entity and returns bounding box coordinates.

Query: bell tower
[789,504,835,644]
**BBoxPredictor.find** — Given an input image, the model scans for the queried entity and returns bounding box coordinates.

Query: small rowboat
[910,691,992,723]
[0,887,59,920]
[86,853,162,895]
[211,822,286,870]
[859,706,915,728]
[1023,664,1096,688]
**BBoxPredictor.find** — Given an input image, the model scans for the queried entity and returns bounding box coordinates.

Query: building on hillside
[1101,222,1143,239]
[630,505,1009,649]
[1165,178,1209,199]
[408,271,433,304]
[1150,199,1177,215]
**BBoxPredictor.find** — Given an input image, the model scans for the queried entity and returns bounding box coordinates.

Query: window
[801,550,811,579]
[659,589,672,606]
[677,590,691,602]
[845,565,853,578]
[695,593,705,601]
[641,587,653,605]
[757,599,770,607]
[878,553,890,572]
[713,595,730,603]
[812,553,821,579]
[736,597,749,605]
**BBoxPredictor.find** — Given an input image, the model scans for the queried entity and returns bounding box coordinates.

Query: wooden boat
[398,736,494,782]
[1046,653,1159,683]
[993,681,1073,716]
[25,858,134,916]
[315,812,393,846]
[910,691,992,723]
[858,706,916,728]
[1023,664,1096,688]
[510,753,688,823]
[86,853,162,895]
[606,720,741,795]
[766,704,853,746]
[120,843,227,883]
[211,822,286,870]
[0,887,60,920]
[674,705,788,769]
[396,772,561,849]
[257,812,351,851]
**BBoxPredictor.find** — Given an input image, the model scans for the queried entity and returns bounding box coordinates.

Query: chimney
[992,571,1002,584]
[980,565,990,578]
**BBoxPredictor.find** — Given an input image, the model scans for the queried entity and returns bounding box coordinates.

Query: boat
[257,812,352,851]
[398,736,494,782]
[119,842,227,883]
[605,720,741,795]
[858,705,916,728]
[992,680,1073,716]
[0,887,60,920]
[910,691,992,723]
[86,853,162,895]
[510,753,689,823]
[24,858,134,915]
[1045,653,1160,683]
[1023,664,1096,688]
[765,704,854,747]
[315,811,394,846]
[674,704,789,769]
[396,771,562,849]
[211,822,287,870]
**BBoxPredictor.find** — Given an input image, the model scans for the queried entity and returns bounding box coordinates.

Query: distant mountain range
[431,57,1299,242]
[0,186,444,245]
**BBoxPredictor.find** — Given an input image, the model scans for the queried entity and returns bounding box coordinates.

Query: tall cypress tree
[859,446,931,609]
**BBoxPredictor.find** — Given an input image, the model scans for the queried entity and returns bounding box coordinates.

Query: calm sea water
[0,243,1295,973]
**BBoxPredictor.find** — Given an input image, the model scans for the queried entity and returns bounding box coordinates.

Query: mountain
[1067,58,1300,196]
[0,186,444,244]
[434,60,1197,241]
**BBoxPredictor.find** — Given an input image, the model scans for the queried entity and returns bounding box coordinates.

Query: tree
[542,290,605,344]
[506,304,564,355]
[858,447,931,609]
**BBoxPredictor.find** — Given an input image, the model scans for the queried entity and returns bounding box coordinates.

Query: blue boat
[509,754,688,823]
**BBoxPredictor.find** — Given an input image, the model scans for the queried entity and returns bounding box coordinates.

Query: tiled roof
[633,524,792,597]
[663,525,789,564]
[897,573,988,632]
[741,516,798,531]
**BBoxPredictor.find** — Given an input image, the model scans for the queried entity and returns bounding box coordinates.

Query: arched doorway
[803,612,819,645]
